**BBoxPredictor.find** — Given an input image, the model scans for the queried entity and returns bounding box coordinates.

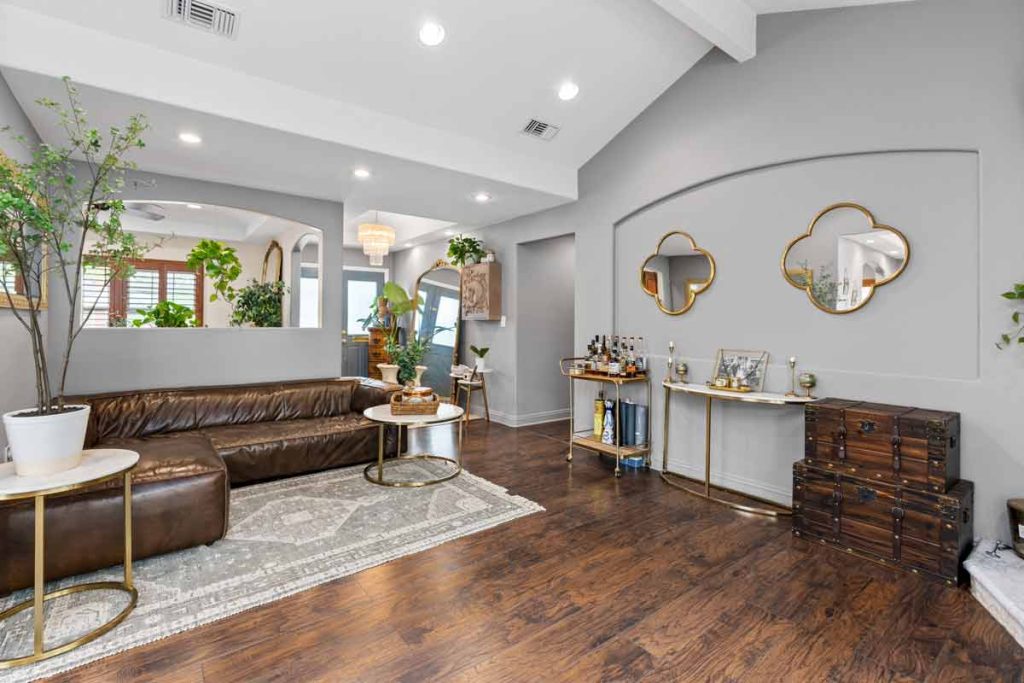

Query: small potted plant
[231,279,288,328]
[446,234,487,267]
[375,282,423,383]
[471,345,490,372]
[997,280,1024,349]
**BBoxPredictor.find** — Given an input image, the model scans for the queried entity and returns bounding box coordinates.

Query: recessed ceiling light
[419,22,446,47]
[889,250,900,255]
[404,242,413,248]
[444,230,455,236]
[178,132,202,145]
[186,203,202,210]
[353,168,372,180]
[474,192,492,203]
[865,238,875,244]
[558,81,580,101]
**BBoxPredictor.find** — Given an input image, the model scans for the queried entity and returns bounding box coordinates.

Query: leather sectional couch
[0,378,401,595]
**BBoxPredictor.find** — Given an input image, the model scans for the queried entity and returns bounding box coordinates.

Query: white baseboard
[659,461,792,506]
[489,408,570,428]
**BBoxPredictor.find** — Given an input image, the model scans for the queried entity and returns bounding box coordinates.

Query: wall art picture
[713,348,770,392]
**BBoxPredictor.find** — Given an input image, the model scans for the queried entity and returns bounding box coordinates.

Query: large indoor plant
[0,78,148,475]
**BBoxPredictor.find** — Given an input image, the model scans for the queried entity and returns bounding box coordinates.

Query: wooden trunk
[804,398,960,493]
[367,327,390,381]
[793,460,973,585]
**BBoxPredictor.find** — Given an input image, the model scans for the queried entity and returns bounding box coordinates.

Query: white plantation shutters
[81,265,111,328]
[81,259,204,327]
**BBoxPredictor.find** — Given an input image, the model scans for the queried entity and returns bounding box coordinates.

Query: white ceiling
[748,0,914,13]
[345,211,457,251]
[119,201,320,245]
[0,0,914,238]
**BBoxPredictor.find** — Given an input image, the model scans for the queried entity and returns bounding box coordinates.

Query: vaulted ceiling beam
[649,0,757,62]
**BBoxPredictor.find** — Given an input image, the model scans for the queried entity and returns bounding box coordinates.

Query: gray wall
[0,72,41,450]
[50,169,345,394]
[400,0,1024,540]
[515,234,575,420]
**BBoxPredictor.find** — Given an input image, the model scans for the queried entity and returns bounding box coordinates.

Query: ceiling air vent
[165,0,238,38]
[522,119,560,141]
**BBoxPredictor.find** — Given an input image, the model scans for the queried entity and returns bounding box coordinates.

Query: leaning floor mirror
[412,261,462,398]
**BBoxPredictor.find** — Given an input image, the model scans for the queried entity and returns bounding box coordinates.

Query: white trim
[657,461,791,506]
[343,265,390,281]
[490,408,571,428]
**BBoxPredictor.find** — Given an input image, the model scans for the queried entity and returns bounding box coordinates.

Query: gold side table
[362,402,465,488]
[0,448,139,669]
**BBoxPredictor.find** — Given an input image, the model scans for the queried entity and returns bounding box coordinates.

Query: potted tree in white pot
[0,78,148,476]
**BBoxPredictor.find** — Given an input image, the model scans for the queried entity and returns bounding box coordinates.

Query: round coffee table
[0,448,139,669]
[363,402,465,487]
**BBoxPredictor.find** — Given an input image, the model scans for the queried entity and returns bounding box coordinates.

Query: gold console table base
[661,383,813,518]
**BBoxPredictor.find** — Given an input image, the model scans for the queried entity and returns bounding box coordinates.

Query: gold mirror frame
[261,240,284,283]
[781,202,910,315]
[412,259,462,393]
[640,231,716,316]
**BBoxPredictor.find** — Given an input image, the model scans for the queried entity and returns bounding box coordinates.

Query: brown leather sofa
[0,378,400,595]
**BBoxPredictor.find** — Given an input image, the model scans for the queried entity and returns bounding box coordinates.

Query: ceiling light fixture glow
[474,192,492,203]
[419,22,446,47]
[353,168,372,180]
[357,216,396,266]
[558,81,580,101]
[444,230,455,236]
[178,132,202,145]
[186,203,202,210]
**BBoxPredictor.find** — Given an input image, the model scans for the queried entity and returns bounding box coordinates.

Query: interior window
[83,258,204,327]
[343,268,386,336]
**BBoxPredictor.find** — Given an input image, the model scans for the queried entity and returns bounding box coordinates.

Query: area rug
[0,461,543,682]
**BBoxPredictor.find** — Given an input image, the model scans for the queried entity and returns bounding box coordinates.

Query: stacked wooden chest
[793,399,973,585]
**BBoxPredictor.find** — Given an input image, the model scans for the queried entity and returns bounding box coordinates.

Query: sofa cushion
[0,432,229,595]
[81,379,359,443]
[200,414,381,485]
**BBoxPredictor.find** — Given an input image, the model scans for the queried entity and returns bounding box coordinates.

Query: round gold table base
[364,454,462,488]
[660,471,792,518]
[0,581,138,669]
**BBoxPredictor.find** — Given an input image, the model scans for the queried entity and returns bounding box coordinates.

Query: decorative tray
[706,382,754,394]
[390,392,441,415]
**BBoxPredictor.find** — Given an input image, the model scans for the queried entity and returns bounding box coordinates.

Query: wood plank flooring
[43,420,1022,682]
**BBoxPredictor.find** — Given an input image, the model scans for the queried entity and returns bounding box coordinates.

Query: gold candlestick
[786,356,798,397]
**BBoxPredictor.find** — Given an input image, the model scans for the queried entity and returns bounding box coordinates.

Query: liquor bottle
[637,337,647,374]
[600,335,610,374]
[627,340,637,377]
[602,399,616,445]
[608,335,621,376]
[593,390,605,438]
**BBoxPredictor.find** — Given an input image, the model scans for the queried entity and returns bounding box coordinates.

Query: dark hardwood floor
[46,420,1022,682]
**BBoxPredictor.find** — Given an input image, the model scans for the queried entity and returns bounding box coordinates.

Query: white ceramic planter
[475,357,487,372]
[2,405,90,476]
[377,364,400,384]
[413,365,428,386]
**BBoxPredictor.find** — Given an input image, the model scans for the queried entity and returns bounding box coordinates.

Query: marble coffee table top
[0,448,139,500]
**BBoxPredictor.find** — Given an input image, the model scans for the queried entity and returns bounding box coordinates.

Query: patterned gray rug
[0,461,542,682]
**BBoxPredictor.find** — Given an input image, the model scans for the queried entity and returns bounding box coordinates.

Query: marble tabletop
[0,448,140,500]
[364,402,464,425]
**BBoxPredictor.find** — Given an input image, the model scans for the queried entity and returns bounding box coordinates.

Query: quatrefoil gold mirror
[641,231,716,315]
[783,202,909,315]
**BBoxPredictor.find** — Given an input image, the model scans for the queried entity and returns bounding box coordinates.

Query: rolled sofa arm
[351,378,402,414]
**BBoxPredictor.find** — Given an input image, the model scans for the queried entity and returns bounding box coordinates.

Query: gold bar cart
[560,358,652,477]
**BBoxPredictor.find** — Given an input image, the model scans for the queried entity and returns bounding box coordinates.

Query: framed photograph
[713,348,770,392]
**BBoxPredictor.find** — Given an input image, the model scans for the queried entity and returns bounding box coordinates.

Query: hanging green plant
[186,239,242,303]
[997,281,1024,349]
